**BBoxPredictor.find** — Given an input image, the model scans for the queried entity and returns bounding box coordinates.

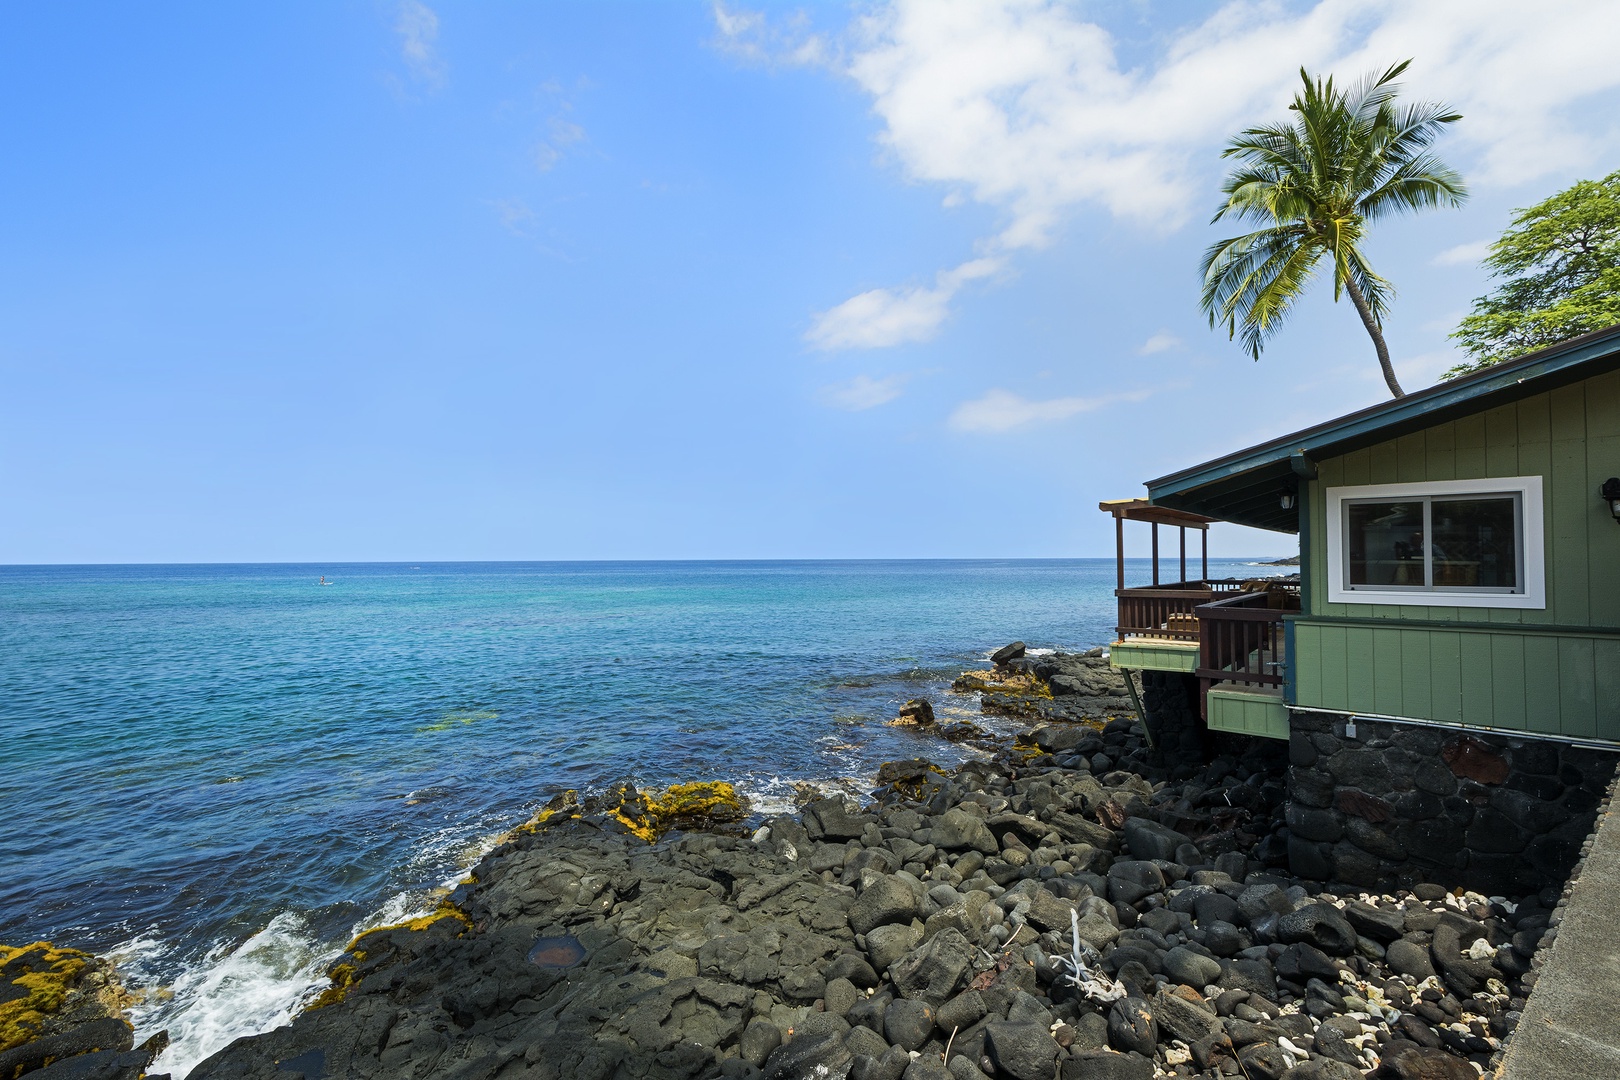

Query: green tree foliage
[1201,61,1467,398]
[1445,171,1620,378]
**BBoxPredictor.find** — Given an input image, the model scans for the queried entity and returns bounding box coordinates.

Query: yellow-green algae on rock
[303,782,747,1013]
[0,941,129,1054]
[306,900,475,1012]
[510,781,749,845]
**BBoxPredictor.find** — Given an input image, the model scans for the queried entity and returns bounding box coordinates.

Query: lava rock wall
[1285,710,1618,896]
[1140,672,1205,775]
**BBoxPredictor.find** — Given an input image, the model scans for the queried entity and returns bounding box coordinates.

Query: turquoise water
[0,558,1269,1074]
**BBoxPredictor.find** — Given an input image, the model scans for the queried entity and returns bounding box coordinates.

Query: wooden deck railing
[1193,588,1299,717]
[1115,579,1244,641]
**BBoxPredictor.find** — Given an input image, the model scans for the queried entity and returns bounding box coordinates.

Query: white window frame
[1324,476,1546,609]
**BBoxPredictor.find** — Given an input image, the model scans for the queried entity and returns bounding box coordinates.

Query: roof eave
[1145,324,1620,532]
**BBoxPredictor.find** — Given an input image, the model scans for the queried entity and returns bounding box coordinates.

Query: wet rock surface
[951,649,1132,724]
[158,653,1574,1080]
[0,943,167,1080]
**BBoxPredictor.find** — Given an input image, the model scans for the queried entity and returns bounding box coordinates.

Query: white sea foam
[115,885,460,1079]
[127,913,338,1078]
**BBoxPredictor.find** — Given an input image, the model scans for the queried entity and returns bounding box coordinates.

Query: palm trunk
[1343,276,1405,398]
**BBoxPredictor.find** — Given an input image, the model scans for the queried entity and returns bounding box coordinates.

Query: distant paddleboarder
[318,576,333,586]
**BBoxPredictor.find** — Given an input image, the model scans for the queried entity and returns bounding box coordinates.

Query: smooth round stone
[1162,945,1223,988]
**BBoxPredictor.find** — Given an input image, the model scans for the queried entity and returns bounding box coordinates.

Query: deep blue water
[0,558,1272,1074]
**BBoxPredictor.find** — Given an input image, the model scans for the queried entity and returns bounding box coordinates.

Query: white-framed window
[1324,476,1546,608]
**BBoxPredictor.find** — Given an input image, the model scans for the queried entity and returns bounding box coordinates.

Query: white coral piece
[1051,908,1127,1004]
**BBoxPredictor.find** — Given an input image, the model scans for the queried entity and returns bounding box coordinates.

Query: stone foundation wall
[1285,709,1618,896]
[1140,671,1205,774]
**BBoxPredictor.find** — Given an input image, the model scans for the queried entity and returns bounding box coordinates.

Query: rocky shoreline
[4,648,1570,1080]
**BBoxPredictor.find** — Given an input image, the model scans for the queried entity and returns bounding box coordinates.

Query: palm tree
[1200,61,1467,397]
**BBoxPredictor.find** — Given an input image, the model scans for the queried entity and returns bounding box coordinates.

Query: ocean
[0,558,1274,1075]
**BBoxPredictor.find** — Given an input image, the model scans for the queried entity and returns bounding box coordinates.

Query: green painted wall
[1207,687,1289,740]
[1294,368,1620,740]
[1109,639,1199,673]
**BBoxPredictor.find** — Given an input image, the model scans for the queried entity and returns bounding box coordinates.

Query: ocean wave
[123,912,339,1079]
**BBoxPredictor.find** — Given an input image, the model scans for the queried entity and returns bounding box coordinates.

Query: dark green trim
[1296,481,1311,615]
[1143,324,1620,532]
[1283,619,1296,706]
[1287,614,1620,638]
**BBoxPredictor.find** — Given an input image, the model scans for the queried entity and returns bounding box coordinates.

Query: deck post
[1115,514,1124,592]
[1119,669,1155,750]
[1201,530,1208,581]
[1179,526,1186,585]
[1151,523,1159,586]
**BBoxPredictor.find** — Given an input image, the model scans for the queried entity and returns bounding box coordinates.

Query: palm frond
[1205,58,1464,384]
[1359,157,1468,221]
[1231,235,1325,358]
[1200,225,1322,357]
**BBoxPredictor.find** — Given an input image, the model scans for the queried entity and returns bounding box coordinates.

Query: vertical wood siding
[1295,369,1620,740]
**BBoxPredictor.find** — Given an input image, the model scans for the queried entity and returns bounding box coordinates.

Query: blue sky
[2,0,1617,563]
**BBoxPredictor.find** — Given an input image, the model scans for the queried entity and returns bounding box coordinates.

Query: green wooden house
[1106,324,1620,749]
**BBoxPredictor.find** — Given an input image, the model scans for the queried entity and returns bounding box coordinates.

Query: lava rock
[868,924,924,974]
[809,797,872,841]
[845,1025,891,1061]
[1162,947,1223,989]
[1276,942,1340,983]
[853,1045,912,1080]
[1107,861,1165,906]
[1344,901,1406,943]
[1280,1060,1364,1079]
[1151,988,1222,1047]
[1122,818,1192,863]
[1377,1043,1477,1079]
[1277,904,1358,955]
[762,1033,852,1080]
[1217,958,1278,998]
[883,999,935,1051]
[1237,884,1294,926]
[991,642,1027,666]
[1106,997,1157,1057]
[935,990,986,1035]
[982,1022,1060,1080]
[1061,1051,1154,1080]
[932,809,999,855]
[851,876,921,936]
[890,929,972,1006]
[899,700,936,726]
[1429,912,1496,996]
[1384,940,1436,982]
[1238,1042,1292,1080]
[740,1019,783,1066]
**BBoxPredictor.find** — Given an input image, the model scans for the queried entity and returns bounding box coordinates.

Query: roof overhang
[1146,324,1620,533]
[1098,499,1215,529]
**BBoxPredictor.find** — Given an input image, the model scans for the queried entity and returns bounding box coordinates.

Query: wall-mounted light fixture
[1603,477,1620,524]
[1280,483,1297,511]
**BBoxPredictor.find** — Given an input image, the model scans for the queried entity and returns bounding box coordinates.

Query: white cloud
[711,2,827,68]
[1432,240,1492,267]
[490,198,535,234]
[730,0,1620,350]
[1137,331,1181,355]
[807,256,1002,350]
[536,117,586,172]
[396,1,446,87]
[816,373,911,410]
[948,387,1152,433]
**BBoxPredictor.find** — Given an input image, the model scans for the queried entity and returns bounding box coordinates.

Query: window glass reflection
[1432,497,1517,588]
[1346,501,1425,586]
